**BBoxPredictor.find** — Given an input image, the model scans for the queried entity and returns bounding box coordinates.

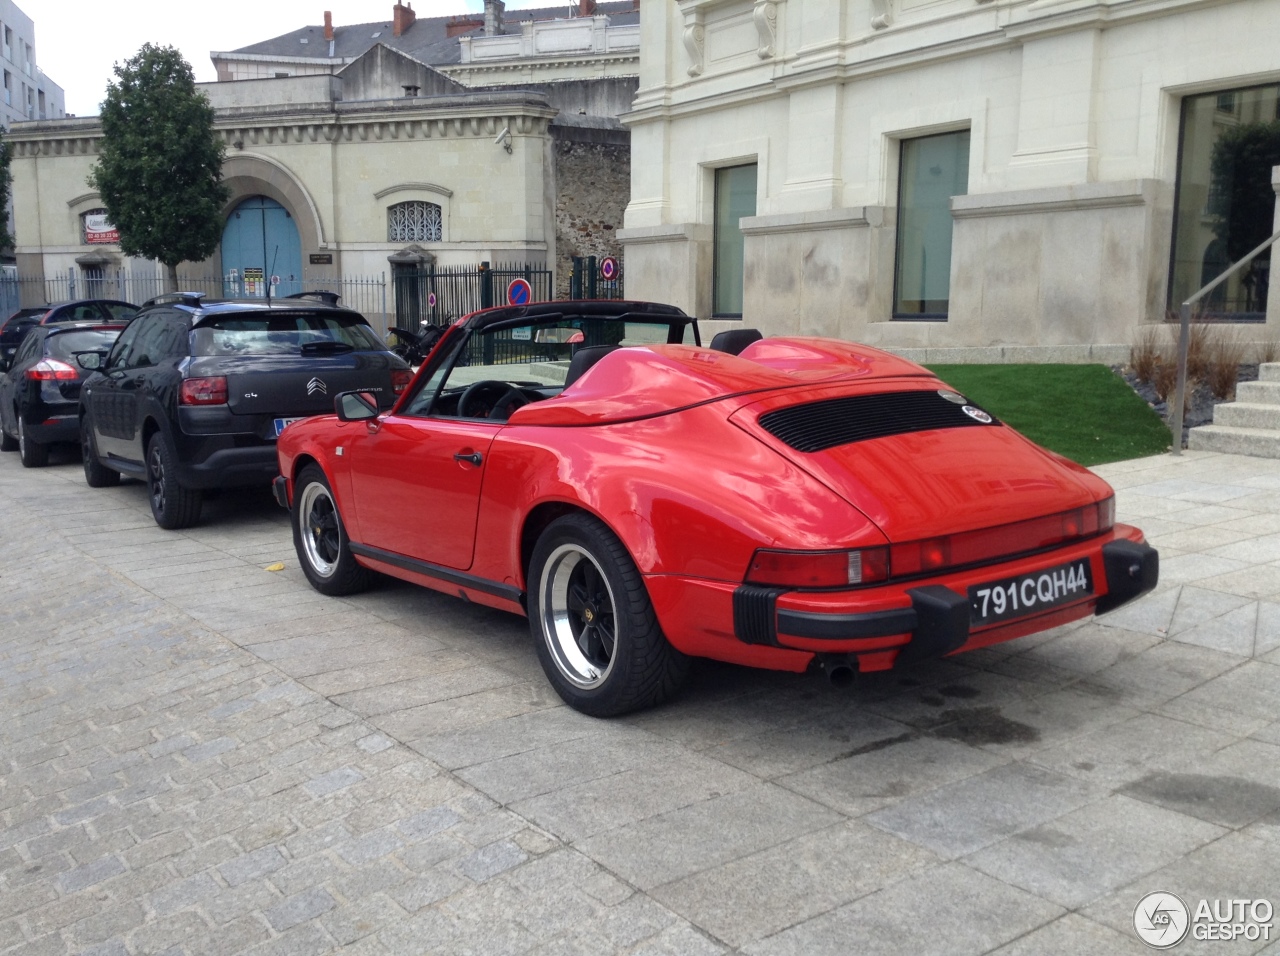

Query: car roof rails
[143,292,207,309]
[284,291,342,306]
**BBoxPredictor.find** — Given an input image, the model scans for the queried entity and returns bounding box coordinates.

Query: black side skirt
[348,542,524,605]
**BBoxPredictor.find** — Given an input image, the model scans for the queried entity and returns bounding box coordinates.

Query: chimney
[483,0,505,36]
[393,1,416,37]
[578,0,597,15]
[323,11,333,41]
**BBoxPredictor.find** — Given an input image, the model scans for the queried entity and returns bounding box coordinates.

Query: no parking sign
[507,278,532,306]
[600,256,619,281]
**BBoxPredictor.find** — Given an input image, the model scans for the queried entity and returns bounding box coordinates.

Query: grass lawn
[925,364,1172,466]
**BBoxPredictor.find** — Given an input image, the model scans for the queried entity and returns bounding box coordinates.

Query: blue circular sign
[507,278,532,306]
[600,256,619,281]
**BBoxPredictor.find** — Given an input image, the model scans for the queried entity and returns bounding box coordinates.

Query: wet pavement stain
[1120,772,1280,827]
[929,707,1040,746]
[938,685,981,699]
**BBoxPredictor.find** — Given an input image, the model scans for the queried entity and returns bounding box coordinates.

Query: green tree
[0,125,14,252]
[89,44,228,291]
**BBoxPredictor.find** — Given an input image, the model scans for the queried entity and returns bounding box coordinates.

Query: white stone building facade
[619,0,1280,358]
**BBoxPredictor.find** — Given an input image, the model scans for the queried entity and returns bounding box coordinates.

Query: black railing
[392,261,553,328]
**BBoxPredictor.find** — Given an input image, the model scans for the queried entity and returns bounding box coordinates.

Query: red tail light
[26,359,78,381]
[392,369,413,395]
[180,376,228,405]
[746,547,890,588]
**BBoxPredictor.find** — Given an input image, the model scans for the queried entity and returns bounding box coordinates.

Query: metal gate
[391,261,553,328]
[569,255,623,300]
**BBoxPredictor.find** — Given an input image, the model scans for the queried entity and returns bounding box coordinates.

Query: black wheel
[0,426,16,452]
[146,431,201,529]
[292,464,370,596]
[81,417,120,488]
[17,416,48,468]
[528,513,688,717]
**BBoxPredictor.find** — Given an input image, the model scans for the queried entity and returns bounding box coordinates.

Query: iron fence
[391,261,554,330]
[570,255,623,301]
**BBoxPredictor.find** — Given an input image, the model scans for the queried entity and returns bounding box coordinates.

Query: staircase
[1188,363,1280,458]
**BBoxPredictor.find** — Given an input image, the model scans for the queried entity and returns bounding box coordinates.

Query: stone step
[1235,380,1280,405]
[1213,402,1280,430]
[1259,363,1280,382]
[1187,424,1280,458]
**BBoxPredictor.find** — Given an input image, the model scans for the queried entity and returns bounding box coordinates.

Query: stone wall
[551,126,629,299]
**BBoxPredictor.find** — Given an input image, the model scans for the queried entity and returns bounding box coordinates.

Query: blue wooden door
[221,197,303,298]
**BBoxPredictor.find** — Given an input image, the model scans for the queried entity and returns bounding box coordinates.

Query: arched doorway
[221,196,303,298]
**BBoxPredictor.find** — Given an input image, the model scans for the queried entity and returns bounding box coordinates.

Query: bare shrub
[1206,327,1247,400]
[1181,321,1216,383]
[1152,360,1178,403]
[1130,325,1162,383]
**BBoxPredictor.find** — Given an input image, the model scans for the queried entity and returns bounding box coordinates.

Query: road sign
[427,291,438,309]
[600,256,619,281]
[507,277,532,306]
[270,275,281,286]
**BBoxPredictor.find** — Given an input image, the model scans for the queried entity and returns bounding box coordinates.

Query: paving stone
[265,886,338,932]
[303,766,365,797]
[217,844,288,887]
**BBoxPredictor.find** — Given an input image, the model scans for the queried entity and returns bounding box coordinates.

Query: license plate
[273,417,304,437]
[968,558,1093,627]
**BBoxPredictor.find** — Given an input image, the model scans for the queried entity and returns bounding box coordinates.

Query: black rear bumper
[734,540,1160,661]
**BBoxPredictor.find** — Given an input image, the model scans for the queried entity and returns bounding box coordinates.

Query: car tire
[146,431,201,529]
[292,464,371,596]
[528,513,689,717]
[17,417,48,468]
[0,423,16,452]
[80,417,120,488]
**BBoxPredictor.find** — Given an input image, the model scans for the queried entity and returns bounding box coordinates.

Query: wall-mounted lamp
[494,126,512,154]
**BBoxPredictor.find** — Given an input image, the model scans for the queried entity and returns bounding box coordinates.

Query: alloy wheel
[539,543,618,689]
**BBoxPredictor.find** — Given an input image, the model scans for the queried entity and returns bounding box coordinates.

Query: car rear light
[26,359,78,381]
[392,369,413,395]
[180,376,228,405]
[746,547,890,588]
[891,498,1116,577]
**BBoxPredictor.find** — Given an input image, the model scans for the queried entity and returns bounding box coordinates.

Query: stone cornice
[950,179,1159,218]
[8,97,559,157]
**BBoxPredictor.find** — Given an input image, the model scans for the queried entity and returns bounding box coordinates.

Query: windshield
[47,329,123,359]
[401,315,694,419]
[191,311,385,356]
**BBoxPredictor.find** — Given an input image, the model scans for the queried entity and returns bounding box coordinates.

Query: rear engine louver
[759,391,1000,453]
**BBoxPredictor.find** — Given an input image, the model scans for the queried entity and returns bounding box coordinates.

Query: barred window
[388,201,442,243]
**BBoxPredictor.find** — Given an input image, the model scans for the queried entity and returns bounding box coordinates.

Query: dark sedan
[0,307,50,371]
[39,299,139,325]
[0,323,127,467]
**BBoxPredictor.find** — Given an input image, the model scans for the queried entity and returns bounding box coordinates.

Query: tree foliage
[1208,119,1280,262]
[0,126,13,251]
[89,44,228,287]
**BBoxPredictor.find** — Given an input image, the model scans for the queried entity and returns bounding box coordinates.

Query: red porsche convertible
[274,301,1157,716]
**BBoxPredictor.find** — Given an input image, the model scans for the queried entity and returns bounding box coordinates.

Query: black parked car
[0,307,51,371]
[39,299,139,325]
[78,292,413,529]
[0,322,128,467]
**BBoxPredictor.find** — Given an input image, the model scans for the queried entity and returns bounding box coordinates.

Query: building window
[1170,83,1280,318]
[894,130,970,318]
[713,164,757,317]
[388,201,442,243]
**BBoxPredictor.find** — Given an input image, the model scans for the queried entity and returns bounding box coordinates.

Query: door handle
[453,451,482,466]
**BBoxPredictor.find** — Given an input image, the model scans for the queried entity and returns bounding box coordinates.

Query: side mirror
[336,390,379,422]
[76,351,105,371]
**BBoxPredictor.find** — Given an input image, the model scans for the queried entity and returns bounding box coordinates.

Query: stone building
[9,3,639,317]
[619,0,1280,358]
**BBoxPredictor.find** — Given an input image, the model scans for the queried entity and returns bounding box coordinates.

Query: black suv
[79,292,413,529]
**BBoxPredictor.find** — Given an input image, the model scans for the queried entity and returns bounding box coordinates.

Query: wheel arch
[520,500,594,588]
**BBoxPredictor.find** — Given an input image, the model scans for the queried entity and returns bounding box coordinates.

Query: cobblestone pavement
[1,446,1278,955]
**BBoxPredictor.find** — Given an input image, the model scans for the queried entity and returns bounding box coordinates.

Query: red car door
[345,414,501,570]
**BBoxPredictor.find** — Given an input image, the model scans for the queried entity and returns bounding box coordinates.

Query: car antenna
[266,246,279,305]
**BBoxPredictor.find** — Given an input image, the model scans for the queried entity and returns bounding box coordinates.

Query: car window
[49,304,102,323]
[125,314,187,368]
[400,334,468,417]
[46,329,123,361]
[101,303,139,322]
[105,318,145,370]
[13,329,44,366]
[190,311,384,356]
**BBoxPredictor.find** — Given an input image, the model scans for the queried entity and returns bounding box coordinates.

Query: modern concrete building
[0,0,64,128]
[619,0,1280,358]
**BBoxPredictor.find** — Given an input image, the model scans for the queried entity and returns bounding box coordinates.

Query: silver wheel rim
[539,543,617,690]
[148,443,166,514]
[299,481,341,578]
